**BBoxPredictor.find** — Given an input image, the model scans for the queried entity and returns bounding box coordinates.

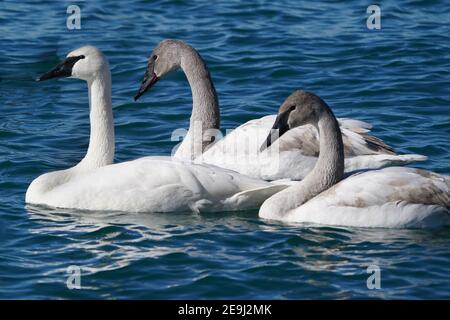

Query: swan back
[281,167,450,228]
[27,157,288,213]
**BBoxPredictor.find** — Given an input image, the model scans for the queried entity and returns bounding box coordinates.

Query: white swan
[26,46,287,213]
[134,39,426,181]
[259,90,450,228]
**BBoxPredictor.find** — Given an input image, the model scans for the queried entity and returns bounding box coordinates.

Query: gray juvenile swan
[259,90,450,228]
[134,39,426,181]
[26,46,288,213]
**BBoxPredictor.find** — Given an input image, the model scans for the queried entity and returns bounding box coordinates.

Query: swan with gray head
[26,46,288,213]
[134,39,426,181]
[258,90,450,228]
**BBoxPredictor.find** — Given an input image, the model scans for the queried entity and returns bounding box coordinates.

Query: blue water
[1,0,450,299]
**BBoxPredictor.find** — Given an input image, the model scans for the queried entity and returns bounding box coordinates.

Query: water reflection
[24,204,450,298]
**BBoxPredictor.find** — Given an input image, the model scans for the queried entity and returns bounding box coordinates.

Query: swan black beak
[260,109,292,152]
[36,55,85,82]
[134,70,159,101]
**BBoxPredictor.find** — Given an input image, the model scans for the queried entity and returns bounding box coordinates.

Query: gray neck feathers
[179,45,220,158]
[308,106,345,192]
[271,104,345,213]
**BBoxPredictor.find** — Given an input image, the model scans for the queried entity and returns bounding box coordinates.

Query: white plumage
[136,39,426,181]
[259,91,449,228]
[261,167,450,228]
[26,46,286,213]
[199,115,426,180]
[27,156,286,212]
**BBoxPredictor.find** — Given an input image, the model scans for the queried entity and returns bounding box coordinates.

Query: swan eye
[289,105,296,111]
[153,55,158,61]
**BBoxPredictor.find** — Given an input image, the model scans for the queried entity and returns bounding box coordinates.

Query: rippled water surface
[1,0,450,299]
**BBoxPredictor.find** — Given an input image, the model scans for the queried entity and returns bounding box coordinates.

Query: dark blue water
[1,0,450,299]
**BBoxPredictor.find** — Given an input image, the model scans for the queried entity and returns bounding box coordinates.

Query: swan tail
[345,154,428,173]
[378,154,428,166]
[270,178,298,186]
[223,184,288,211]
[361,133,396,155]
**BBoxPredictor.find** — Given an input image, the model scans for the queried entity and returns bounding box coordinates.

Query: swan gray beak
[134,70,159,101]
[260,110,291,152]
[36,55,85,82]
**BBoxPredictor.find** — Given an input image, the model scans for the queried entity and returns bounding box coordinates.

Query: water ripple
[1,0,450,299]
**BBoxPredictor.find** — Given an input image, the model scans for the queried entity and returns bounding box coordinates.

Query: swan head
[261,90,326,151]
[134,39,188,101]
[37,46,109,82]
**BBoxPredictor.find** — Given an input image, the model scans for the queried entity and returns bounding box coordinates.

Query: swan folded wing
[200,115,318,180]
[202,114,320,157]
[222,184,288,211]
[201,114,423,181]
[344,154,428,174]
[289,167,450,228]
[36,157,277,213]
[337,118,372,131]
[203,114,400,160]
[36,158,197,212]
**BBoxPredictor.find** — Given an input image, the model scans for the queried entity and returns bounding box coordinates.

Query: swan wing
[286,167,450,228]
[200,115,426,180]
[223,184,288,211]
[27,157,287,212]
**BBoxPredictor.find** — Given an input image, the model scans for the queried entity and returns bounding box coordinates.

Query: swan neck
[178,46,220,159]
[77,71,115,170]
[314,107,345,184]
[284,107,345,210]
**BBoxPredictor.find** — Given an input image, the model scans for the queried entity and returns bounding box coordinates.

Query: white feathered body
[193,115,426,180]
[260,167,450,228]
[26,156,287,213]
